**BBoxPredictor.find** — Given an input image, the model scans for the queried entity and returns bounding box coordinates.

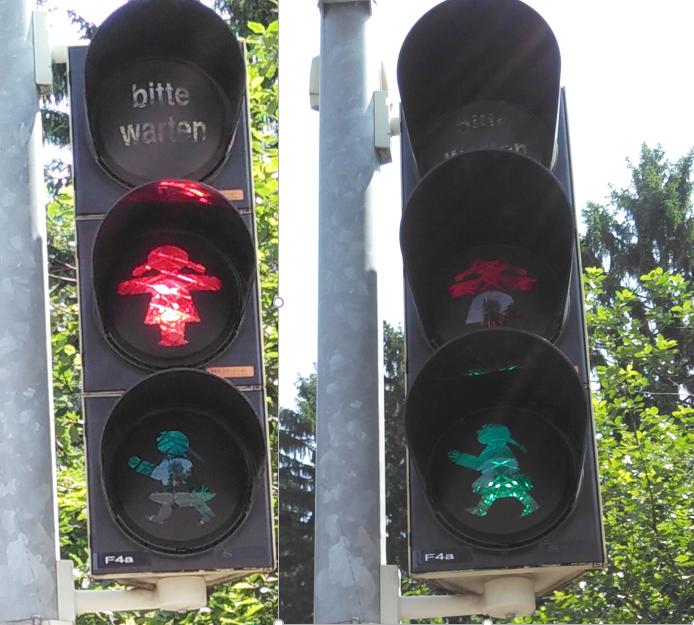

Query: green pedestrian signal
[448,424,539,518]
[398,0,605,597]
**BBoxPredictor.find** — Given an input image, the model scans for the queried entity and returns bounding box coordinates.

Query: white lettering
[175,87,190,106]
[424,552,455,562]
[118,119,208,147]
[193,120,207,142]
[131,84,148,109]
[105,554,135,565]
[119,124,141,146]
[142,122,157,144]
[131,82,191,108]
[177,120,192,140]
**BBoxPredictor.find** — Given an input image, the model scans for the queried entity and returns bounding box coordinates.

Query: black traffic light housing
[398,0,605,597]
[69,0,274,587]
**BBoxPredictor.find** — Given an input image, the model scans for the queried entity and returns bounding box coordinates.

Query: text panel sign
[93,59,233,185]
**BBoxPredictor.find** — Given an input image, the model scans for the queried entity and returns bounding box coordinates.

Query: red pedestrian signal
[117,245,222,348]
[69,0,274,586]
[400,151,574,347]
[92,180,255,369]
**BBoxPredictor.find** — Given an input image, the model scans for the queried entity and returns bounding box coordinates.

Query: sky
[278,0,694,409]
[42,0,694,410]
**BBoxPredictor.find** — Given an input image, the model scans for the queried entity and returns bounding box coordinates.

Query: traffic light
[68,0,274,585]
[398,0,605,596]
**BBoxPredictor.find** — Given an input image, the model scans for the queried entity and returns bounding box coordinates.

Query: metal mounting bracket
[310,54,399,162]
[32,11,52,92]
[380,565,536,622]
[56,560,207,621]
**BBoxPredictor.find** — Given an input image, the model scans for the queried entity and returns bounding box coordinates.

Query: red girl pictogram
[117,245,221,347]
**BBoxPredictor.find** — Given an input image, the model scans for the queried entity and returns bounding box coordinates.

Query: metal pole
[0,0,60,621]
[314,1,384,622]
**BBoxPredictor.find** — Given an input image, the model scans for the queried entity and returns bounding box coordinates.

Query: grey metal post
[0,0,60,621]
[314,1,384,622]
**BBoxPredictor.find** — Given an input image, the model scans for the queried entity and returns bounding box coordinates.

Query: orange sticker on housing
[220,189,245,202]
[207,365,255,379]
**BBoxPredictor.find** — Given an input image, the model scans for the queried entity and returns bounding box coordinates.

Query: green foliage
[518,268,693,625]
[48,187,88,578]
[47,15,279,625]
[245,19,279,421]
[384,322,407,570]
[214,0,277,37]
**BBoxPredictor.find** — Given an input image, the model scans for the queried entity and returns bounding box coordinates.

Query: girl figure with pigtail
[449,423,539,517]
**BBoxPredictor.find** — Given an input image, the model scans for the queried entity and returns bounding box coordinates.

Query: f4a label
[424,552,455,562]
[105,554,134,564]
[97,552,147,567]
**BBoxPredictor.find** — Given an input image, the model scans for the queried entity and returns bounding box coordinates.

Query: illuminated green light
[448,423,539,517]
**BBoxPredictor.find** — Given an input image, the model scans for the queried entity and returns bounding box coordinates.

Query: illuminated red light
[117,245,221,347]
[449,258,537,298]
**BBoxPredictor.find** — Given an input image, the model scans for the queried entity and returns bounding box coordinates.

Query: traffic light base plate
[412,561,594,598]
[382,564,536,621]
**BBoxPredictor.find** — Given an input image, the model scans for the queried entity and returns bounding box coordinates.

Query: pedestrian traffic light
[68,0,274,586]
[398,0,605,597]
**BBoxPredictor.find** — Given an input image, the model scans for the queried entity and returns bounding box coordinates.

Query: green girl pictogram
[448,423,539,517]
[128,429,216,525]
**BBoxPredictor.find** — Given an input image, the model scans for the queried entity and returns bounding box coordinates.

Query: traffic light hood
[404,328,589,548]
[400,150,574,348]
[92,180,256,369]
[397,0,561,175]
[85,0,246,185]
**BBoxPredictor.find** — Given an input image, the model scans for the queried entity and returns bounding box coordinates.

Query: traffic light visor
[405,329,588,549]
[84,0,245,185]
[400,150,574,348]
[101,369,266,554]
[397,0,560,174]
[92,180,255,369]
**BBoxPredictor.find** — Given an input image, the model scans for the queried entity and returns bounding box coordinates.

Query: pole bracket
[373,90,400,164]
[380,565,536,622]
[32,12,52,92]
[57,560,207,622]
[308,55,398,164]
